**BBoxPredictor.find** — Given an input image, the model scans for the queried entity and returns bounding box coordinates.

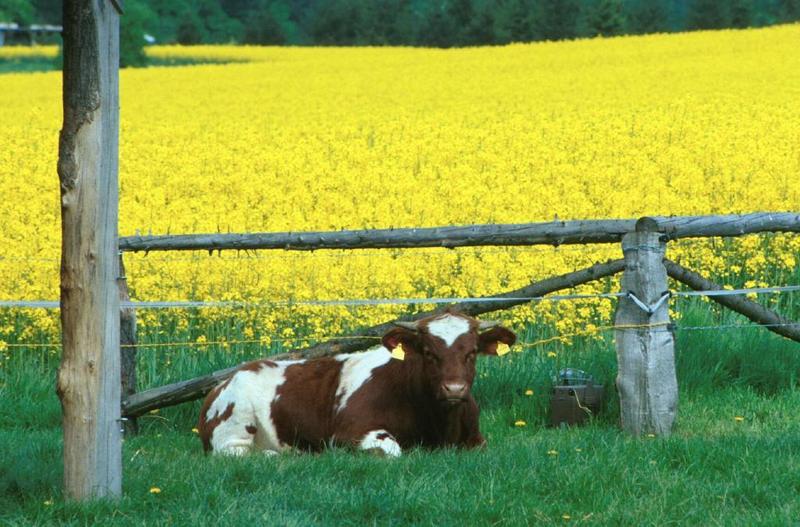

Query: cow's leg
[359,429,402,457]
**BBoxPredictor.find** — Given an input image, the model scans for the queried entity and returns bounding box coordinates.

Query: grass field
[2,298,800,526]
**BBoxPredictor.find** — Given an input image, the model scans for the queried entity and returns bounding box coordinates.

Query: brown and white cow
[198,310,516,457]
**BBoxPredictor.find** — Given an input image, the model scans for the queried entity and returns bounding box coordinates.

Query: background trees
[1,0,798,51]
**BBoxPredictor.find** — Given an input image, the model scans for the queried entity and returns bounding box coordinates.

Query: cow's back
[199,348,397,454]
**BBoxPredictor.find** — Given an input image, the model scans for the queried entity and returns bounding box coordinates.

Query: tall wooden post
[614,218,678,436]
[57,0,122,500]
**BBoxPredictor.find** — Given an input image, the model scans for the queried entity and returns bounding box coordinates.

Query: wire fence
[1,284,798,310]
[1,233,797,354]
[4,320,800,351]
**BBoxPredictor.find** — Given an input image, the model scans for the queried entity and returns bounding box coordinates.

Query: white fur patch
[427,314,471,347]
[335,347,392,412]
[360,429,402,457]
[207,361,298,455]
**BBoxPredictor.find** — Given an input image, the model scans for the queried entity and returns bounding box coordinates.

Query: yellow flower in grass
[514,420,526,427]
[524,389,534,396]
[734,416,745,422]
[547,352,557,358]
[149,487,161,494]
[547,449,558,456]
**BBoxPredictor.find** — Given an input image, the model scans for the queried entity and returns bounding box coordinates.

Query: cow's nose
[442,382,468,399]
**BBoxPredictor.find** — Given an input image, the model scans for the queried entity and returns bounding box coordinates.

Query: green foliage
[243,6,288,44]
[581,0,626,36]
[627,0,670,34]
[0,0,34,24]
[686,0,730,29]
[4,0,800,51]
[119,0,153,68]
[309,0,366,44]
[535,0,582,40]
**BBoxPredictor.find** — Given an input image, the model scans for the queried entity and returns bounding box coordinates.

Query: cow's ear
[382,328,418,353]
[478,327,516,355]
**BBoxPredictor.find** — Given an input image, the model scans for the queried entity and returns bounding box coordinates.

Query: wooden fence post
[119,255,139,435]
[614,218,678,436]
[56,0,121,500]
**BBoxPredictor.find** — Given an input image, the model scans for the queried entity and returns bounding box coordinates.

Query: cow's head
[381,311,516,405]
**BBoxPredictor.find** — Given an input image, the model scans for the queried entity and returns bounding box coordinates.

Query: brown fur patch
[270,358,344,451]
[238,359,278,373]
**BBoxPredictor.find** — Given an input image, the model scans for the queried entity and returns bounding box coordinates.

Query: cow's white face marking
[360,429,402,457]
[335,347,392,412]
[427,314,471,347]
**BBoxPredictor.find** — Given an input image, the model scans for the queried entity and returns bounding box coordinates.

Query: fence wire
[1,284,798,310]
[3,320,799,351]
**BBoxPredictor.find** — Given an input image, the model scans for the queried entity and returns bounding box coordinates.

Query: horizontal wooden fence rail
[119,212,800,253]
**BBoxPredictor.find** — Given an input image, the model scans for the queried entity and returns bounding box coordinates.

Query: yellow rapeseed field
[1,25,799,347]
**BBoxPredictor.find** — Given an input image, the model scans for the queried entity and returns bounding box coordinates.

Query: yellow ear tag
[391,344,405,361]
[496,343,511,356]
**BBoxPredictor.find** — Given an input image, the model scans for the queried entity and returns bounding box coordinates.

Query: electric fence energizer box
[549,369,604,427]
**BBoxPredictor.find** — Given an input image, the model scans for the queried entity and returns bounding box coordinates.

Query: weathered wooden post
[614,217,678,436]
[119,255,139,435]
[57,0,122,499]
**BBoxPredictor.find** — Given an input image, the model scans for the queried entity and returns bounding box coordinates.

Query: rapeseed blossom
[1,25,798,346]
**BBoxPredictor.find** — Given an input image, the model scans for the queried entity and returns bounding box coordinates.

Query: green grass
[0,57,58,74]
[2,293,800,526]
[0,55,238,75]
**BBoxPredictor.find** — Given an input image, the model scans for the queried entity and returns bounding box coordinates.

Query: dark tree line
[2,0,800,49]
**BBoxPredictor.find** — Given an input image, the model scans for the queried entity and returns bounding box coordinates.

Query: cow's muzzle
[441,382,468,404]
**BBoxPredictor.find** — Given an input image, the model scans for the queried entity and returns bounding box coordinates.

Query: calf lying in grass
[198,311,515,456]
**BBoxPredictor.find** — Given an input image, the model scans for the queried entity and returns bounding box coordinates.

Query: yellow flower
[547,449,558,456]
[547,352,557,358]
[149,487,161,494]
[192,427,199,434]
[514,420,526,427]
[195,335,207,344]
[524,389,534,396]
[562,514,571,521]
[734,416,745,422]
[149,409,159,415]
[43,499,53,506]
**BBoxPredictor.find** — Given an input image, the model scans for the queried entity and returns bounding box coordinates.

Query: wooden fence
[117,212,800,437]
